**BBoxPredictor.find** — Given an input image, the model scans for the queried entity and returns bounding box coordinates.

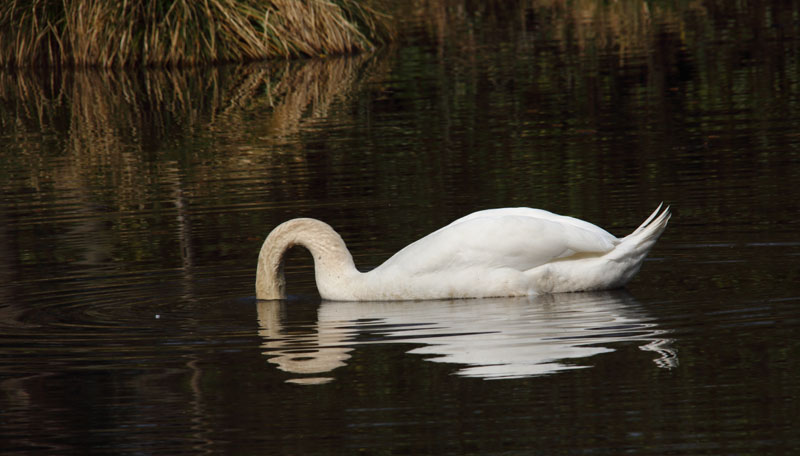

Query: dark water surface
[2,1,800,454]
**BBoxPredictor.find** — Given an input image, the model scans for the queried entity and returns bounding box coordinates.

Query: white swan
[256,204,670,301]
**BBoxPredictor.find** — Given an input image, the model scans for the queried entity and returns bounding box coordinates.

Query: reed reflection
[258,291,677,384]
[0,55,386,296]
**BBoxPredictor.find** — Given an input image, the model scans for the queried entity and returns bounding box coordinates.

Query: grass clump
[0,0,392,68]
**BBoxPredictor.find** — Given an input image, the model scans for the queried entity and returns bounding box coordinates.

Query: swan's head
[256,254,287,300]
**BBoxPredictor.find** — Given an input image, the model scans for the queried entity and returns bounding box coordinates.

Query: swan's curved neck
[256,218,359,300]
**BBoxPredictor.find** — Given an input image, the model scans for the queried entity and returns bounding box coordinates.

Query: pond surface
[2,1,800,454]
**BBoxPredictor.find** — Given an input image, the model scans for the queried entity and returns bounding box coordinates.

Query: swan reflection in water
[257,291,677,384]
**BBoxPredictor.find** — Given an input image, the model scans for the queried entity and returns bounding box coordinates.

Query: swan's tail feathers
[630,203,671,244]
[630,202,664,237]
[619,204,671,255]
[602,204,670,286]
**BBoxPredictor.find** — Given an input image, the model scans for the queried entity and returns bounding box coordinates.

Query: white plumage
[256,204,670,301]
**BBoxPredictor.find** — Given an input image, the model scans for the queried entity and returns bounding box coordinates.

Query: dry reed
[0,0,392,68]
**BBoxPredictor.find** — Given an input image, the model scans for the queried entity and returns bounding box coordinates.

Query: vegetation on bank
[0,0,392,68]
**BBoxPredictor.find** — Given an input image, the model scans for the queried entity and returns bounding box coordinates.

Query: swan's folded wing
[444,207,617,242]
[379,215,617,275]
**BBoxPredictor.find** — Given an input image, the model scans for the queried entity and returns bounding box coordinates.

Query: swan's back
[445,207,617,242]
[376,208,620,276]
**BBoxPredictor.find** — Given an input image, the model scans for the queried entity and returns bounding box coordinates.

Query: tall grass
[0,0,392,68]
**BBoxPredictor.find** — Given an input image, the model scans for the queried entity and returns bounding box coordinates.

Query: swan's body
[256,205,670,301]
